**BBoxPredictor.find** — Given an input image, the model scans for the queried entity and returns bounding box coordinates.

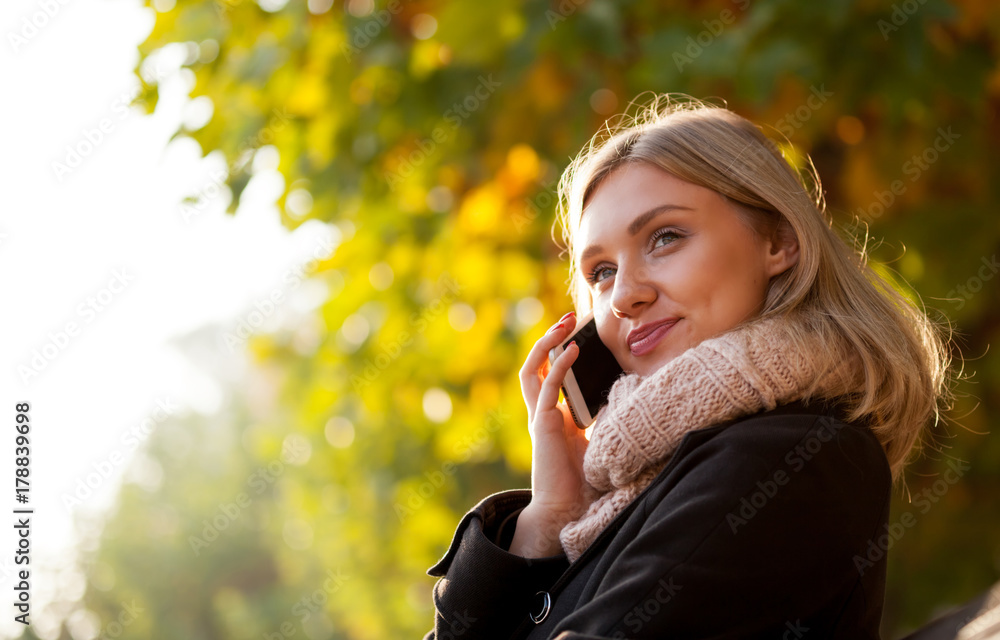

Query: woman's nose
[610,263,656,318]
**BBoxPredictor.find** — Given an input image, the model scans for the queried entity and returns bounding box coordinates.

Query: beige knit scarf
[558,313,862,563]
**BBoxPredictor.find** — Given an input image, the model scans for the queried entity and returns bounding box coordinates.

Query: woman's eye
[586,265,612,285]
[585,229,682,286]
[651,229,681,247]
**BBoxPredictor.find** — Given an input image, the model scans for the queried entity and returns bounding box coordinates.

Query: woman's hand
[511,312,592,556]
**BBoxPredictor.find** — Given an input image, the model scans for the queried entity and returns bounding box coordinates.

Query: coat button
[529,591,551,624]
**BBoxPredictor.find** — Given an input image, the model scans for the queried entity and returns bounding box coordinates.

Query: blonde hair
[552,92,954,484]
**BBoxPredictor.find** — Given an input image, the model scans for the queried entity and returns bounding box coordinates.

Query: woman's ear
[765,217,799,277]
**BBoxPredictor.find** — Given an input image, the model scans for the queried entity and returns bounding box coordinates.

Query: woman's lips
[629,320,677,356]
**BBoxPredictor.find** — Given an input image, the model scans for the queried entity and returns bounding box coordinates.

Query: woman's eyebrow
[578,204,694,264]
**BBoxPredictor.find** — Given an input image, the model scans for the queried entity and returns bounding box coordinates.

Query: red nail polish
[560,311,576,322]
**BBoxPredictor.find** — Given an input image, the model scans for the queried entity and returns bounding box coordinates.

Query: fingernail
[547,322,564,334]
[568,340,577,349]
[560,311,576,322]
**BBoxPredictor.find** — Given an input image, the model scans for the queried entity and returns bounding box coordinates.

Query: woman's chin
[633,344,690,377]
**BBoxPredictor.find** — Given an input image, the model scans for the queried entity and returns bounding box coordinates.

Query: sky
[0,1,339,637]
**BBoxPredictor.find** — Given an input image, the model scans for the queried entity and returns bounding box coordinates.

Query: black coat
[423,400,893,640]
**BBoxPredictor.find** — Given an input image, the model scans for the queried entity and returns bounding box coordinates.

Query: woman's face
[575,162,798,377]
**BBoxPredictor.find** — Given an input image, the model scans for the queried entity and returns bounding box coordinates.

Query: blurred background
[1,0,998,638]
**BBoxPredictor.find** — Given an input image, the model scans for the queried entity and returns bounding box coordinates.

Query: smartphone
[548,310,626,429]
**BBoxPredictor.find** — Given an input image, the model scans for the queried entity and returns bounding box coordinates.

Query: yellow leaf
[458,183,506,235]
[306,112,337,165]
[409,40,447,78]
[286,70,326,117]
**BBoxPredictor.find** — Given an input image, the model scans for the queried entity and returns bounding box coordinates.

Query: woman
[423,94,952,639]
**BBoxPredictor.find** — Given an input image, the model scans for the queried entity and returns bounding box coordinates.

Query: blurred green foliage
[64,0,1000,638]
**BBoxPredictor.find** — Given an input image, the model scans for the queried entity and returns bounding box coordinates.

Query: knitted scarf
[558,313,862,563]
